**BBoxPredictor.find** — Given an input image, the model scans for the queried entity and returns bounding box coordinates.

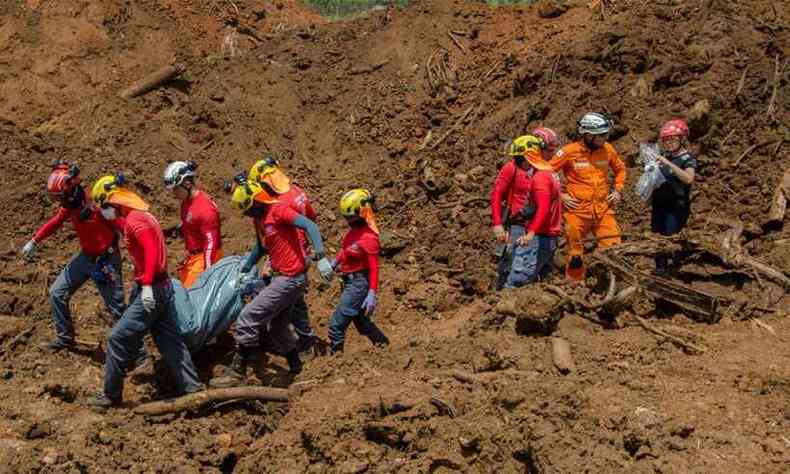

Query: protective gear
[209,349,250,388]
[532,127,560,152]
[577,112,611,135]
[563,213,622,281]
[141,285,155,312]
[340,188,379,234]
[22,240,36,258]
[316,257,334,283]
[100,207,117,220]
[163,161,197,190]
[285,350,302,374]
[47,162,81,198]
[659,119,689,140]
[507,134,545,157]
[231,180,277,212]
[525,148,553,171]
[361,289,377,317]
[91,174,150,211]
[249,155,291,194]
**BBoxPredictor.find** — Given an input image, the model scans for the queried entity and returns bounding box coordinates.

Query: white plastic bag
[635,143,666,202]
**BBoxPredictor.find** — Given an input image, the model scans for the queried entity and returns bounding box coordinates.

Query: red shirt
[123,210,168,285]
[335,224,380,291]
[278,185,316,250]
[490,161,534,226]
[254,203,306,276]
[181,190,222,267]
[33,206,117,257]
[527,171,562,236]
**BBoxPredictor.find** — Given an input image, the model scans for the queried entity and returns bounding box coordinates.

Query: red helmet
[659,119,689,140]
[532,126,559,152]
[47,162,80,197]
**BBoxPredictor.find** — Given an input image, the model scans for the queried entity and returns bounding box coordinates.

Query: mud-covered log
[134,386,289,416]
[592,253,720,321]
[551,337,574,375]
[120,64,185,99]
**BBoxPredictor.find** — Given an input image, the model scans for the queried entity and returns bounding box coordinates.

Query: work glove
[316,257,334,283]
[141,285,155,312]
[361,290,377,318]
[21,240,36,259]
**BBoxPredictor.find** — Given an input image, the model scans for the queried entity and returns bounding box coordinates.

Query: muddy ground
[0,0,789,472]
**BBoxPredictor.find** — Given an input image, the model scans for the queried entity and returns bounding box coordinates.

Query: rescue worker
[86,174,202,408]
[550,112,626,281]
[163,161,223,288]
[651,119,697,274]
[22,162,135,356]
[327,189,389,353]
[248,155,318,351]
[209,179,333,388]
[491,133,562,288]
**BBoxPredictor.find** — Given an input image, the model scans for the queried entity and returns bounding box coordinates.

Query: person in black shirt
[651,119,697,274]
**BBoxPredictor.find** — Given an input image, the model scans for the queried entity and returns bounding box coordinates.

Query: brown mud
[0,0,789,472]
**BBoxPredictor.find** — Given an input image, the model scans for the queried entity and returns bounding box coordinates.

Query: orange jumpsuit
[549,141,626,280]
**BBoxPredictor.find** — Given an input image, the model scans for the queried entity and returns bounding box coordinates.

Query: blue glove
[361,290,377,317]
[316,257,333,283]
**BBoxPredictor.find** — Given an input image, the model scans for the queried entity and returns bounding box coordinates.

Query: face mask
[101,207,117,220]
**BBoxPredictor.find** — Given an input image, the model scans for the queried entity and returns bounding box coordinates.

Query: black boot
[40,338,75,352]
[209,349,250,388]
[285,350,302,374]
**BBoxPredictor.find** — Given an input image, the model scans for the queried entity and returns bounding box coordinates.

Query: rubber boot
[209,349,249,388]
[565,256,585,282]
[40,338,75,352]
[285,350,302,375]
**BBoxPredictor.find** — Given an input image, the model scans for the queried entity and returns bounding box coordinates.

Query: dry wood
[766,54,788,118]
[551,337,574,375]
[592,253,721,320]
[350,59,390,75]
[751,318,776,335]
[632,315,705,354]
[0,326,34,356]
[732,140,779,167]
[735,66,748,97]
[120,64,185,99]
[134,386,289,416]
[718,222,790,289]
[447,369,526,384]
[447,32,466,53]
[767,167,790,224]
[431,105,478,149]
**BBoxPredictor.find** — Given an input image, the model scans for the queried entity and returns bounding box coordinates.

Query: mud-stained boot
[209,349,249,388]
[285,350,302,375]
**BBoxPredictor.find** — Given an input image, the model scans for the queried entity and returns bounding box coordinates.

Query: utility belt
[341,270,369,286]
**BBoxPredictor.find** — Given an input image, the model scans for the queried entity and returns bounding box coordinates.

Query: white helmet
[163,161,197,190]
[577,112,611,135]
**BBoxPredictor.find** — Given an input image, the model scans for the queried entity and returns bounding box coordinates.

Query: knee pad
[569,256,583,269]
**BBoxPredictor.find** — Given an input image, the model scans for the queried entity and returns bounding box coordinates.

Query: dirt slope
[0,0,789,472]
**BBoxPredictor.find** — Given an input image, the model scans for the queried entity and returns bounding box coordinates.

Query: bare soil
[0,0,789,472]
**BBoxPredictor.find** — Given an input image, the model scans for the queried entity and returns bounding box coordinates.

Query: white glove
[141,285,155,312]
[316,257,334,283]
[22,240,36,259]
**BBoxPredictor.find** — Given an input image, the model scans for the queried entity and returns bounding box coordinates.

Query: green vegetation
[301,0,542,20]
[302,0,408,19]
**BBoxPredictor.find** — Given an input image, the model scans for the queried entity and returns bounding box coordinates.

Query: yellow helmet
[248,155,279,184]
[339,188,374,217]
[91,174,149,211]
[507,134,545,157]
[231,180,263,212]
[91,174,123,207]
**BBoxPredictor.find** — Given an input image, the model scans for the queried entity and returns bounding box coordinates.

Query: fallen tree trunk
[632,315,705,355]
[717,221,790,289]
[134,386,289,416]
[120,64,185,99]
[591,253,721,322]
